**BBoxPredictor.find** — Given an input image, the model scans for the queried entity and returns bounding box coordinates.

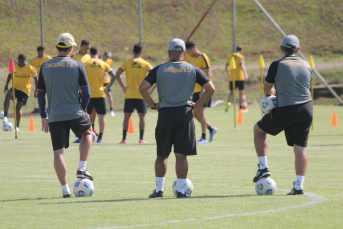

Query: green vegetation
[1,105,342,228]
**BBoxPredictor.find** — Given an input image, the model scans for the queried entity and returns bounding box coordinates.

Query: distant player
[37,33,93,198]
[3,54,37,131]
[101,51,115,116]
[252,35,312,195]
[185,41,217,143]
[30,46,52,76]
[225,45,249,112]
[139,38,215,198]
[83,47,116,143]
[114,44,152,144]
[71,39,91,64]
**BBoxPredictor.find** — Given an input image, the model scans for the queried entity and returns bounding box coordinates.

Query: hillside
[0,0,342,67]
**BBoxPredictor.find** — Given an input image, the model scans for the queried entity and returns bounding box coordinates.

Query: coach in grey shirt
[139,38,215,198]
[252,35,313,195]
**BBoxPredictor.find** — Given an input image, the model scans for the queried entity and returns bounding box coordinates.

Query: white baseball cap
[56,33,77,48]
[281,35,299,49]
[168,38,186,51]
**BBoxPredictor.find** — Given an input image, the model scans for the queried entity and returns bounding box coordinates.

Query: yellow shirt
[189,53,210,92]
[184,53,192,62]
[30,55,52,75]
[120,58,152,99]
[84,59,111,98]
[103,58,113,84]
[13,64,37,95]
[72,53,91,63]
[227,52,245,81]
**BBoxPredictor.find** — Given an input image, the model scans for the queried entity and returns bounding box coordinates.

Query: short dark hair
[18,54,26,60]
[56,42,70,52]
[281,45,297,55]
[37,46,45,51]
[185,41,196,50]
[133,44,142,55]
[81,39,90,46]
[236,45,243,52]
[90,46,98,55]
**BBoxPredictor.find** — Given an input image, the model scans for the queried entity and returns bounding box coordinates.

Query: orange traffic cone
[241,92,248,112]
[29,115,36,131]
[331,111,339,126]
[237,109,244,124]
[128,117,135,133]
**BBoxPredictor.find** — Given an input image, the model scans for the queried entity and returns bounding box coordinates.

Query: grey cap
[168,38,186,51]
[282,35,300,49]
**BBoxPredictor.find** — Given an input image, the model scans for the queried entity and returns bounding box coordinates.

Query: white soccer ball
[3,122,14,131]
[260,95,278,114]
[0,111,4,119]
[255,177,277,195]
[73,179,94,197]
[172,178,194,196]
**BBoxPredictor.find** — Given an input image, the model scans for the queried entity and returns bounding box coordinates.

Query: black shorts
[103,83,111,92]
[156,106,196,156]
[87,98,106,115]
[192,92,212,108]
[124,99,147,114]
[257,102,313,147]
[229,81,245,91]
[49,114,92,151]
[9,88,28,105]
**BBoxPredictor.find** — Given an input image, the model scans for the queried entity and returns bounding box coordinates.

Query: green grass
[1,105,343,228]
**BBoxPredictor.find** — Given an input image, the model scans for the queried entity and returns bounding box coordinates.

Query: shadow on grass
[1,197,61,202]
[39,194,255,205]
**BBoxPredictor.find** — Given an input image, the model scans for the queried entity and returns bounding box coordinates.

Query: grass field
[1,105,343,228]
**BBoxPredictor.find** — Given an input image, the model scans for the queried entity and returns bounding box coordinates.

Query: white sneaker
[3,117,8,123]
[110,110,115,117]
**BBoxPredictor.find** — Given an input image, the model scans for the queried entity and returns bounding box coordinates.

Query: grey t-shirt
[265,56,312,107]
[38,57,89,122]
[144,60,209,109]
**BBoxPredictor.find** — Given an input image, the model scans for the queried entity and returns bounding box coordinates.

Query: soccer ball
[73,179,94,197]
[260,95,278,114]
[92,132,96,142]
[255,177,277,195]
[172,178,194,196]
[3,122,14,131]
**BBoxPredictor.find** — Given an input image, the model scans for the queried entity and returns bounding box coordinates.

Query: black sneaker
[176,192,190,198]
[63,193,72,198]
[77,169,94,181]
[149,189,163,198]
[253,164,271,183]
[287,181,304,195]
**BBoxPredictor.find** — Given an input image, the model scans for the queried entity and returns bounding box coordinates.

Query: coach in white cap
[139,38,215,198]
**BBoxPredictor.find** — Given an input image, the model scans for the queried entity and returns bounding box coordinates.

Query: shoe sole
[77,175,94,181]
[253,172,271,183]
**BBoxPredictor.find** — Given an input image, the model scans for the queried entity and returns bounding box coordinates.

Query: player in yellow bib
[225,45,249,112]
[3,54,37,130]
[72,39,91,64]
[101,51,115,116]
[113,44,152,144]
[30,46,52,76]
[186,42,217,143]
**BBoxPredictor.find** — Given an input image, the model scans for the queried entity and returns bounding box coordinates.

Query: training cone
[128,117,135,133]
[29,115,36,131]
[241,91,248,112]
[237,109,244,124]
[331,111,339,126]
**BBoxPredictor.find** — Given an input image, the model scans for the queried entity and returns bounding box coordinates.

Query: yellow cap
[259,55,265,68]
[229,57,236,69]
[309,56,315,69]
[56,33,77,48]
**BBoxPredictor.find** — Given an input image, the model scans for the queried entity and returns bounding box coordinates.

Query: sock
[294,175,305,190]
[4,112,8,117]
[92,124,95,130]
[155,177,165,192]
[202,133,206,140]
[139,129,144,140]
[78,161,87,171]
[123,130,127,140]
[177,179,187,194]
[62,184,71,195]
[258,156,268,169]
[207,125,214,132]
[98,132,103,140]
[110,107,113,111]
